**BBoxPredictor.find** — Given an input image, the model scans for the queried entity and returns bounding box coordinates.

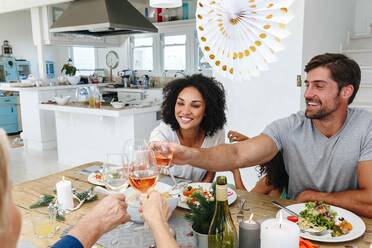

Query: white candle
[260,212,300,248]
[56,176,74,210]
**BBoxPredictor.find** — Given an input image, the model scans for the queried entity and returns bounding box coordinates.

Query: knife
[272,200,300,217]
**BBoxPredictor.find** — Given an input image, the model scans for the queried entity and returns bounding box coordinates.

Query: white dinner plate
[87,172,105,186]
[276,203,366,243]
[178,182,238,210]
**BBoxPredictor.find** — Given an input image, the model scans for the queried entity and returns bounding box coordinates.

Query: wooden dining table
[13,162,372,248]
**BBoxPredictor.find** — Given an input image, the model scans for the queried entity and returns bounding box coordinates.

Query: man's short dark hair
[304,53,361,104]
[161,74,226,136]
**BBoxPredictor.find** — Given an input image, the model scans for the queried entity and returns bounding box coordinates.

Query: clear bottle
[208,176,237,248]
[94,87,102,108]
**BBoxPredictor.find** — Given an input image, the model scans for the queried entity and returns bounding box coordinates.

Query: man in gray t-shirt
[263,108,372,199]
[160,53,372,218]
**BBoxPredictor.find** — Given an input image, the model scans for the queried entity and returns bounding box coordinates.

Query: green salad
[299,201,336,230]
[298,201,352,237]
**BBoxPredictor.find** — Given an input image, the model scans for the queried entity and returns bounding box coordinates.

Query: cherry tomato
[287,216,299,223]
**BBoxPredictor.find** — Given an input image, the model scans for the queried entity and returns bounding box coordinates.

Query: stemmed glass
[152,143,187,192]
[101,153,130,247]
[101,153,129,193]
[127,148,160,197]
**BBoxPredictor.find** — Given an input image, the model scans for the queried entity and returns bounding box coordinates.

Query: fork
[236,199,246,223]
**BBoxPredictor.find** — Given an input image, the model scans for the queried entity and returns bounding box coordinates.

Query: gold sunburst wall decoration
[196,0,294,80]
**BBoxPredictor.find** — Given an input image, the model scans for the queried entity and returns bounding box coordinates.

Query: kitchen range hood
[50,0,158,36]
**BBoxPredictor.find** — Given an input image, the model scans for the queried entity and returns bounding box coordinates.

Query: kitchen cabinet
[39,103,160,165]
[0,96,19,134]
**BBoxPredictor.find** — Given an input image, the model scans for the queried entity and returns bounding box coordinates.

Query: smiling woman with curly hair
[150,74,227,182]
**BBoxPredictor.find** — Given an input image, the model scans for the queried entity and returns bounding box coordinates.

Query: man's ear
[341,84,354,101]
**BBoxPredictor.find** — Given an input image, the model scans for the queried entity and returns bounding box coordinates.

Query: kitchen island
[39,103,160,165]
[0,83,108,151]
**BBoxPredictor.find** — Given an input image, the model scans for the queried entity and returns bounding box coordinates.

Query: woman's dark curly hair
[161,74,226,136]
[259,152,288,193]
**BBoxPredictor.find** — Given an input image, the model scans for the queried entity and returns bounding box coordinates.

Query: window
[72,47,96,75]
[162,34,186,71]
[132,37,153,71]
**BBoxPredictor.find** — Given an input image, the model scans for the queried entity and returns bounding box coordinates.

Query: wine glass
[152,143,177,183]
[102,153,129,192]
[127,148,160,196]
[152,143,187,193]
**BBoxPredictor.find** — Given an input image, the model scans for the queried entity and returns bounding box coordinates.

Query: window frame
[130,34,156,73]
[69,46,98,76]
[128,20,206,77]
[161,32,188,73]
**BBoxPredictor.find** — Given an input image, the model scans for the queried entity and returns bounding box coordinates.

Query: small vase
[193,229,209,248]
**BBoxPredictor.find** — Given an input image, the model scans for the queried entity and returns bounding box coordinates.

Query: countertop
[0,83,109,92]
[39,102,160,117]
[103,87,162,93]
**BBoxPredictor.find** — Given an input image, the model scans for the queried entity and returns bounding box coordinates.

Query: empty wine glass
[102,153,129,193]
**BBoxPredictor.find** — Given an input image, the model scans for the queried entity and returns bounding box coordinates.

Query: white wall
[354,0,372,34]
[44,45,69,77]
[0,9,70,79]
[300,0,356,109]
[215,0,305,190]
[96,37,130,78]
[0,10,39,77]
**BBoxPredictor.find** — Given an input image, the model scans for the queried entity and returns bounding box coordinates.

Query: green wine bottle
[208,176,237,248]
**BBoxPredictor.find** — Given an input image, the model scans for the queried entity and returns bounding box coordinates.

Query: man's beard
[305,96,340,120]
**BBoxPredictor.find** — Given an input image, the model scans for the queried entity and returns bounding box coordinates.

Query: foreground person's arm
[163,134,278,171]
[296,161,372,218]
[141,192,178,248]
[53,194,130,248]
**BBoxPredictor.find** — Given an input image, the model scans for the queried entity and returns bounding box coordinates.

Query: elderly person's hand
[139,191,178,248]
[227,130,249,142]
[68,194,130,248]
[139,191,171,227]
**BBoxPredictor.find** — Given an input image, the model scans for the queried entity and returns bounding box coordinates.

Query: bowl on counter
[110,101,125,109]
[54,96,70,105]
[67,76,81,85]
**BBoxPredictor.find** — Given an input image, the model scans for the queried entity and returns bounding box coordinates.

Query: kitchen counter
[0,83,109,151]
[0,83,109,92]
[39,103,160,117]
[39,102,161,165]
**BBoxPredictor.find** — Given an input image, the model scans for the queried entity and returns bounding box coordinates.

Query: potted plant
[61,59,80,84]
[185,184,216,248]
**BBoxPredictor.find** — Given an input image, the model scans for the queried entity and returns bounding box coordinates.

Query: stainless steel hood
[50,0,158,36]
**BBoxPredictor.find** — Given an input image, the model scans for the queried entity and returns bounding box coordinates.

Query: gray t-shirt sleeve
[360,121,372,161]
[262,114,297,152]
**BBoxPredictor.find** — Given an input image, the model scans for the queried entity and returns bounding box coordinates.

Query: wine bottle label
[216,184,228,201]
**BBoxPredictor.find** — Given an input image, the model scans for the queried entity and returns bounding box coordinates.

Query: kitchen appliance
[50,0,158,37]
[0,57,31,82]
[15,60,31,80]
[1,40,13,57]
[118,69,132,88]
[0,57,18,82]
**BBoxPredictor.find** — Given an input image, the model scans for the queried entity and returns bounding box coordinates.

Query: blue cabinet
[0,96,19,134]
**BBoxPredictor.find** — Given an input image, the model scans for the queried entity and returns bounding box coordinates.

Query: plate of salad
[276,202,366,242]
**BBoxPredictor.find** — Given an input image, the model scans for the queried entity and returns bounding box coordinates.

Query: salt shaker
[239,214,260,248]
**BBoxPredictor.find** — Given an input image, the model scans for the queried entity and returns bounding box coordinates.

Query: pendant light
[150,0,182,8]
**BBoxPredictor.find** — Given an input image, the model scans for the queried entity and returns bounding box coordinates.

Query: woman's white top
[149,122,225,181]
